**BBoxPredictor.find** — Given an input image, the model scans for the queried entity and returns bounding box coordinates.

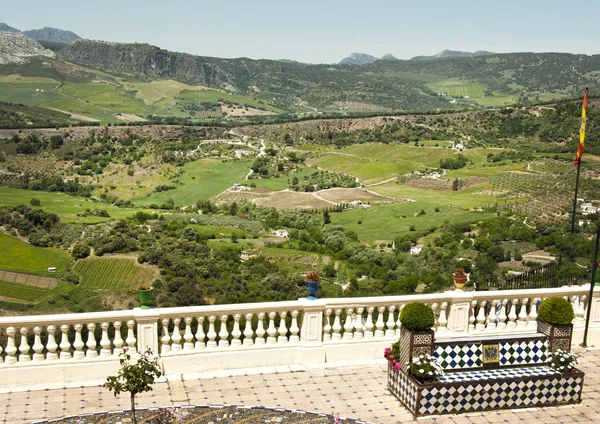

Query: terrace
[1,285,599,423]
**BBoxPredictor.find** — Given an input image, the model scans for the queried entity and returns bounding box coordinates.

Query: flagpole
[570,160,582,233]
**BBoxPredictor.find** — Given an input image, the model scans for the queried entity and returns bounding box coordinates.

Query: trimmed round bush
[400,302,435,331]
[538,297,575,325]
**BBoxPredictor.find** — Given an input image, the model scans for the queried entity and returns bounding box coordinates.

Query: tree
[72,242,91,259]
[29,198,41,206]
[103,349,161,424]
[323,210,331,224]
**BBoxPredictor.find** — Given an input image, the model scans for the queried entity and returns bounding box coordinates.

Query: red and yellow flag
[575,88,589,165]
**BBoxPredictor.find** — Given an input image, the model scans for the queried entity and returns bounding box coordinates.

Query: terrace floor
[2,348,600,424]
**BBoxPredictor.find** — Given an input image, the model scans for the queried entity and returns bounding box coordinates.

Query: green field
[249,167,318,191]
[73,257,155,289]
[0,232,72,277]
[0,280,48,303]
[0,188,152,223]
[122,79,209,105]
[189,224,258,239]
[259,246,325,273]
[0,82,62,105]
[427,79,486,98]
[330,203,495,241]
[179,90,283,113]
[311,144,472,184]
[134,159,251,206]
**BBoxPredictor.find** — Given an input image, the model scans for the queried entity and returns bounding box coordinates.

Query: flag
[575,88,589,165]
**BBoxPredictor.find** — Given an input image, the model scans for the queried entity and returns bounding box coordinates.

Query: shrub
[400,302,435,331]
[410,354,444,382]
[538,297,575,324]
[29,198,41,206]
[72,242,91,259]
[548,348,578,373]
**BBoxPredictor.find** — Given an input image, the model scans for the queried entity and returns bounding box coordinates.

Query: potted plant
[304,271,321,300]
[397,302,435,371]
[103,349,161,424]
[537,296,575,353]
[137,284,153,309]
[409,353,444,382]
[453,267,467,290]
[548,348,578,374]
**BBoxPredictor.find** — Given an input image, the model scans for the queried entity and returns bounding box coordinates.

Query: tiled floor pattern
[1,349,599,424]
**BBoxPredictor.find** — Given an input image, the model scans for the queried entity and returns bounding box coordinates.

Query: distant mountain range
[410,49,496,60]
[0,23,81,44]
[339,53,397,65]
[0,31,55,65]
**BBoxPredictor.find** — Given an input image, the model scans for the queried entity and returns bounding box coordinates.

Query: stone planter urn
[304,271,321,300]
[137,287,153,309]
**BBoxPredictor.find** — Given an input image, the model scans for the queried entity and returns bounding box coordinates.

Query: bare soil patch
[47,108,100,122]
[252,190,332,210]
[316,187,388,203]
[116,113,146,122]
[220,102,276,117]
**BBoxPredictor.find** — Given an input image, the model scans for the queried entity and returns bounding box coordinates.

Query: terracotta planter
[537,320,573,353]
[453,274,467,290]
[137,288,153,309]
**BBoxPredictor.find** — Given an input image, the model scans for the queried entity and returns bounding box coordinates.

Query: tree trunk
[130,394,137,424]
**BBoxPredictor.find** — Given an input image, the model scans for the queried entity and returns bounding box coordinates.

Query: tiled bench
[388,332,584,416]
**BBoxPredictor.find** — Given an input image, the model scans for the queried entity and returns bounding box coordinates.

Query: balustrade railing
[0,285,597,389]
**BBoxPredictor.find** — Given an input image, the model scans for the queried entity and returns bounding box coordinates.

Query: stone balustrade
[0,285,598,389]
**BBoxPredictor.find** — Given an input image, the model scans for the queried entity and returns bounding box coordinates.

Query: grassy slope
[249,167,318,190]
[72,257,155,289]
[0,232,72,276]
[134,159,251,206]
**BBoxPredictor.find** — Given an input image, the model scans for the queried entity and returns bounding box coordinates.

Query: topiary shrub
[400,302,435,331]
[538,297,575,325]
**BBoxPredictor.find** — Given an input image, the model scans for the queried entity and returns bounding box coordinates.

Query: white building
[274,230,288,238]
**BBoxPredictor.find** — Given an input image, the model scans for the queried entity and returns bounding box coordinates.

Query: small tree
[103,349,161,424]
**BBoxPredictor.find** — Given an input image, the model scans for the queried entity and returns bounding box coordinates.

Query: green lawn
[330,203,496,241]
[0,188,151,223]
[0,232,72,277]
[134,159,251,206]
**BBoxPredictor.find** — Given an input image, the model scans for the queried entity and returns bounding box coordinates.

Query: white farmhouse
[274,230,288,238]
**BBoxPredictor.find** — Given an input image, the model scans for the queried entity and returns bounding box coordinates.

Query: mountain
[0,31,55,64]
[381,54,397,61]
[339,53,379,65]
[23,27,81,44]
[411,49,495,60]
[0,23,20,33]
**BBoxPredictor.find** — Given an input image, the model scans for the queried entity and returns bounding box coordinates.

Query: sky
[2,0,599,63]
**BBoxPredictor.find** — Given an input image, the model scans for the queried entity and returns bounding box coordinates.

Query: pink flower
[384,348,391,355]
[393,362,401,371]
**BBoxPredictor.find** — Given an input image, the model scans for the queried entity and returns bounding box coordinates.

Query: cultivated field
[252,190,333,210]
[72,257,157,289]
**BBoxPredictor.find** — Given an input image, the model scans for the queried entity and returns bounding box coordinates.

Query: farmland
[0,232,72,277]
[72,257,156,289]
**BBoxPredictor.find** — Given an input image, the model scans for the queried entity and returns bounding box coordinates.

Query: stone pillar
[585,291,600,347]
[299,298,326,365]
[135,309,160,354]
[446,291,472,336]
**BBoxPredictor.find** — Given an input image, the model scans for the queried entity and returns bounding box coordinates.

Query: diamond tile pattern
[437,365,556,383]
[418,372,583,415]
[388,365,418,414]
[435,343,483,370]
[499,339,548,366]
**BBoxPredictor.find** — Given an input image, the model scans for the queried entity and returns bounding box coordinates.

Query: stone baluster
[195,316,206,349]
[289,310,300,344]
[126,320,137,350]
[60,324,72,360]
[485,300,498,332]
[386,305,396,337]
[46,325,59,361]
[332,309,342,340]
[364,307,375,339]
[255,313,266,345]
[183,317,194,351]
[518,298,529,328]
[475,301,487,331]
[527,298,539,331]
[323,308,332,341]
[579,295,587,323]
[243,313,254,346]
[375,306,386,338]
[161,319,172,353]
[73,324,85,359]
[86,323,98,358]
[171,318,183,352]
[507,299,518,330]
[0,345,2,364]
[343,308,354,340]
[574,295,585,324]
[113,321,124,356]
[395,305,403,337]
[99,322,111,357]
[497,300,508,330]
[277,311,288,345]
[206,316,217,348]
[437,302,449,335]
[266,312,277,345]
[17,327,31,362]
[32,326,44,362]
[431,303,439,333]
[4,327,17,365]
[353,307,365,340]
[218,314,229,348]
[469,300,477,332]
[232,314,242,347]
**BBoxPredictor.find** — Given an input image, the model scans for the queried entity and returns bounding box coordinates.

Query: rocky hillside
[339,53,379,65]
[23,27,81,44]
[411,49,495,60]
[0,31,55,64]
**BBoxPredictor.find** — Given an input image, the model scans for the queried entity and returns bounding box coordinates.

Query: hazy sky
[2,0,599,63]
